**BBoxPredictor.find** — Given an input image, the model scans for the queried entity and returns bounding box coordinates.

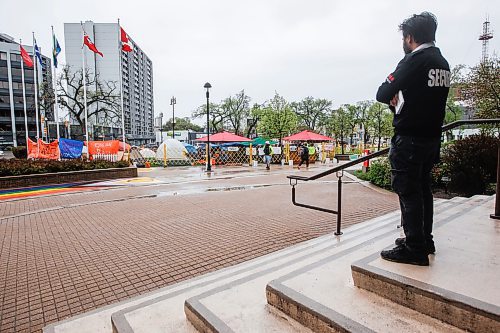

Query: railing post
[491,143,500,220]
[335,170,343,235]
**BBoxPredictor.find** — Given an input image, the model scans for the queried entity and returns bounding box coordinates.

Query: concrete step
[43,197,407,333]
[266,195,498,333]
[180,199,468,332]
[351,196,500,333]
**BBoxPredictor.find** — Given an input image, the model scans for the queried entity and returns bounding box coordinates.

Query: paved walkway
[0,164,398,333]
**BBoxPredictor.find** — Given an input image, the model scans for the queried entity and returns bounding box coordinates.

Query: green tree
[192,102,224,133]
[290,97,332,131]
[258,93,297,144]
[245,103,265,138]
[326,106,354,154]
[443,64,466,125]
[367,102,393,150]
[163,117,203,132]
[344,104,361,145]
[355,100,373,145]
[460,56,499,119]
[218,90,251,135]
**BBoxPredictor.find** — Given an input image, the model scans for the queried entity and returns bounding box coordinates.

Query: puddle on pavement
[156,184,273,197]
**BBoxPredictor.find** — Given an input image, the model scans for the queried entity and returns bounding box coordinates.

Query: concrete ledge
[266,282,372,333]
[351,253,500,333]
[184,299,226,333]
[0,166,137,189]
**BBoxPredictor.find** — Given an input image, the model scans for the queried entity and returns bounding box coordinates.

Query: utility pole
[159,112,163,143]
[170,96,176,139]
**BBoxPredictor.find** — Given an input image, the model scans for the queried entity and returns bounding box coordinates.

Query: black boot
[381,246,429,266]
[394,237,435,255]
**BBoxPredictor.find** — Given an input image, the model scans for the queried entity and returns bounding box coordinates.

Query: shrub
[367,157,392,190]
[12,146,27,159]
[353,170,370,181]
[440,134,498,196]
[352,157,392,190]
[0,159,131,177]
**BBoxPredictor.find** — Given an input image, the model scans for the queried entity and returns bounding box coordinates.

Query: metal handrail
[289,118,500,235]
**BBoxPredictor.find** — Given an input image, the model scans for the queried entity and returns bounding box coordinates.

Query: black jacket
[376,46,450,138]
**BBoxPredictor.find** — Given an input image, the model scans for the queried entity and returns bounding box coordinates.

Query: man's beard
[403,40,412,54]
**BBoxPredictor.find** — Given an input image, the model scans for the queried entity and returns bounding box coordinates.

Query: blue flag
[59,138,83,159]
[34,40,45,69]
[53,33,61,68]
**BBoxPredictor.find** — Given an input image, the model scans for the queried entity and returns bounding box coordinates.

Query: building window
[0,52,7,60]
[0,123,12,132]
[12,68,23,77]
[10,54,22,62]
[24,68,34,79]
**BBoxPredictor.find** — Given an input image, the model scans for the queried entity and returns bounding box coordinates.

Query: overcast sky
[1,1,498,124]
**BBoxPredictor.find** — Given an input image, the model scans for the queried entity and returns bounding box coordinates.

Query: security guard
[376,12,450,266]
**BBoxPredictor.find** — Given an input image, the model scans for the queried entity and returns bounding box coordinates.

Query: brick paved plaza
[0,165,399,332]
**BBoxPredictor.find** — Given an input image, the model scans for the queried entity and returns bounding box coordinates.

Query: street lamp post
[204,82,212,172]
[170,96,176,139]
[159,112,163,143]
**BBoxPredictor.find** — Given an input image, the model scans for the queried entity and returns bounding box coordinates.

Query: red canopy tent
[283,130,334,142]
[195,131,252,142]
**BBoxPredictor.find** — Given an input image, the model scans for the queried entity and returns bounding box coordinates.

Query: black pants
[389,135,441,254]
[298,156,309,167]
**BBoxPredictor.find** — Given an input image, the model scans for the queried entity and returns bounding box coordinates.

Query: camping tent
[139,148,156,158]
[156,139,188,160]
[283,130,334,142]
[195,131,251,143]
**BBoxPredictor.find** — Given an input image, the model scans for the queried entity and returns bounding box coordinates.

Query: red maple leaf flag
[120,27,133,52]
[83,33,103,57]
[20,45,33,67]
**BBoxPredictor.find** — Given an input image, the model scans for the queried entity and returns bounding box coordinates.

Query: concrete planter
[0,167,138,189]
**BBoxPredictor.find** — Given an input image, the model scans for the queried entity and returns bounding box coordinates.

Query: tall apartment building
[64,21,154,145]
[0,33,52,148]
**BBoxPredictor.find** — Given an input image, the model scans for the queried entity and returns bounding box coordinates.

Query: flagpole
[32,33,40,141]
[20,39,29,146]
[51,26,60,141]
[118,18,126,149]
[81,22,89,143]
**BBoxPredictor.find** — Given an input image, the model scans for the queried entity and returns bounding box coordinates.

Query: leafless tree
[57,66,121,130]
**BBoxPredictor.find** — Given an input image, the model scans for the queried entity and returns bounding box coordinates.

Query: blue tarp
[196,143,219,148]
[59,138,84,159]
[219,142,245,147]
[182,142,198,154]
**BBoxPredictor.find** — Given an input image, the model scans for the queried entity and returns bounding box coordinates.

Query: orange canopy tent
[195,131,252,143]
[283,130,334,142]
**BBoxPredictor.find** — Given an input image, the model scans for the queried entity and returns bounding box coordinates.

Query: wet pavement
[0,163,398,333]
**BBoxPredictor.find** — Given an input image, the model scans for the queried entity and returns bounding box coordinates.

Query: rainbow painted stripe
[0,183,103,201]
